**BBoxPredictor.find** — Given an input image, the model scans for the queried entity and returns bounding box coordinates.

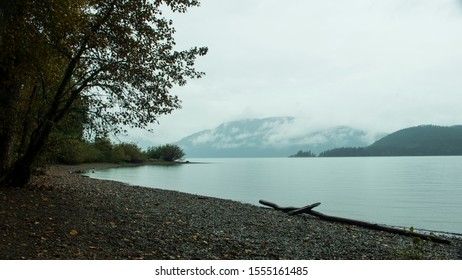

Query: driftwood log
[259,200,321,214]
[259,199,451,244]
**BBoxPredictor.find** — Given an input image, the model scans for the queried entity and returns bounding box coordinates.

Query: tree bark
[0,0,23,181]
[0,118,53,186]
[0,69,21,176]
[259,199,451,244]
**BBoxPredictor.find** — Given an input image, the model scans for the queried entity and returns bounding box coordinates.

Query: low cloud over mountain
[175,117,383,157]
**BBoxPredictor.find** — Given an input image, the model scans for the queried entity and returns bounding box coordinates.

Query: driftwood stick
[259,200,320,215]
[259,200,451,244]
[288,202,321,215]
[259,200,299,213]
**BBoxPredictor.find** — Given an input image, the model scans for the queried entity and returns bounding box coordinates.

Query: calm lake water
[89,157,462,234]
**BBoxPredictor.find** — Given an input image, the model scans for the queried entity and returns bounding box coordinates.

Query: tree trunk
[1,154,34,187]
[0,121,53,187]
[0,0,23,180]
[0,131,16,174]
[1,0,19,45]
[0,125,17,174]
[0,71,21,176]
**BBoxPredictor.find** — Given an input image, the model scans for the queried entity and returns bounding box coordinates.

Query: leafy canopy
[0,0,206,185]
[2,0,207,136]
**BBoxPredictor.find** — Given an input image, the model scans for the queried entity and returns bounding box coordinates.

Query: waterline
[89,157,462,234]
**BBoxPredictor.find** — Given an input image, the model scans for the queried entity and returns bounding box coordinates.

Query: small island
[289,150,316,157]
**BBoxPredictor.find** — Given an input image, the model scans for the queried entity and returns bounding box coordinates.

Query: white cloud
[123,0,462,146]
[191,130,216,145]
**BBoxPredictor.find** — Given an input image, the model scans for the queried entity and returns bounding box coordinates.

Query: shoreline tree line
[49,137,185,165]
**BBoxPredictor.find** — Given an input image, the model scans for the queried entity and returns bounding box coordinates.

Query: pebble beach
[1,164,461,260]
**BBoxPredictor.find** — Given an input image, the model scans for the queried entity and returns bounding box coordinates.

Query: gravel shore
[1,164,461,260]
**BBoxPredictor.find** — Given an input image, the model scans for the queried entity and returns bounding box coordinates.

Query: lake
[89,157,462,234]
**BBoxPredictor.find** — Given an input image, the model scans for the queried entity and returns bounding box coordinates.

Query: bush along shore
[1,164,461,260]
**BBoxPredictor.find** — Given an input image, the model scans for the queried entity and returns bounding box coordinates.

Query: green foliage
[145,147,161,160]
[114,143,147,163]
[47,137,147,164]
[2,0,208,136]
[400,227,426,260]
[111,145,129,163]
[52,139,100,164]
[319,147,367,157]
[146,144,185,162]
[289,150,316,157]
[0,0,207,186]
[93,138,114,162]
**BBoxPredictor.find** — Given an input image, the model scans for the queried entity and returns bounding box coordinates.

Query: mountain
[175,117,380,157]
[319,125,462,157]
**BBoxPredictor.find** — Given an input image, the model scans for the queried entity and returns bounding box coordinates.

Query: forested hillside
[319,125,462,157]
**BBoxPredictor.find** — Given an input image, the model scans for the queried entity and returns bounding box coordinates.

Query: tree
[0,0,207,186]
[146,144,185,162]
[289,150,316,158]
[114,143,147,163]
[0,0,21,175]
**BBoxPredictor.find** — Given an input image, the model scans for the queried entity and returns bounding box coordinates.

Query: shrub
[146,144,185,162]
[47,137,149,164]
[110,145,129,163]
[53,139,101,164]
[115,143,147,163]
[399,227,427,260]
[93,138,114,162]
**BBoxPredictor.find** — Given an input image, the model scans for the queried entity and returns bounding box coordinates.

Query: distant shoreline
[62,160,205,174]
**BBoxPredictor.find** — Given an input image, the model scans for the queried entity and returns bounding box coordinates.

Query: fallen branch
[259,200,321,215]
[259,199,451,244]
[288,202,321,215]
[259,200,302,213]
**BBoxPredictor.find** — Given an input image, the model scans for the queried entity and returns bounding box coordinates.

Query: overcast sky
[120,0,462,146]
